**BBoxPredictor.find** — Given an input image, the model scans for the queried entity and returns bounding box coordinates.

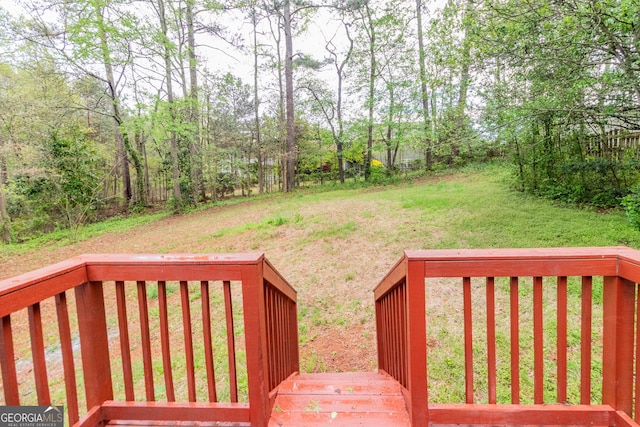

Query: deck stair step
[269,372,411,426]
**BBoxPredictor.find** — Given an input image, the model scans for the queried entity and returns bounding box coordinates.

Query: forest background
[1,0,640,243]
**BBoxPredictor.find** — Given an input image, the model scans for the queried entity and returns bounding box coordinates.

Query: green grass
[392,164,640,249]
[5,163,640,413]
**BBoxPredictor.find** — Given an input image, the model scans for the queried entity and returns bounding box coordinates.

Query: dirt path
[1,183,439,373]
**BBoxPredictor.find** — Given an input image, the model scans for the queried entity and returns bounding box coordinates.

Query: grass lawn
[2,162,639,407]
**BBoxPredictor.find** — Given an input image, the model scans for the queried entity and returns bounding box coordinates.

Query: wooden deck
[3,249,640,426]
[268,372,411,426]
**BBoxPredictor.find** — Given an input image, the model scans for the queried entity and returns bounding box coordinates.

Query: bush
[622,186,640,230]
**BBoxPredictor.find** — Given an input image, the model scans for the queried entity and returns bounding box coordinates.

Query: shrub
[622,186,640,230]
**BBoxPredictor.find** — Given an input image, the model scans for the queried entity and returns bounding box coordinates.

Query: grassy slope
[2,163,639,405]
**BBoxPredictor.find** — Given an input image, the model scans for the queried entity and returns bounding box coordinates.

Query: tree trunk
[335,20,354,184]
[252,7,264,194]
[158,0,182,208]
[186,0,203,203]
[0,155,11,243]
[95,4,132,205]
[283,0,296,192]
[386,83,394,174]
[364,4,376,180]
[453,0,473,160]
[416,0,432,169]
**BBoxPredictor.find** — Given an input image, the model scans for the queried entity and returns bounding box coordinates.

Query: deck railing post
[602,275,635,415]
[75,280,113,409]
[406,256,428,425]
[241,260,270,427]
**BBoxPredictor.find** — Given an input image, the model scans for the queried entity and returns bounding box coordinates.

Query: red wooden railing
[0,253,298,427]
[374,247,640,426]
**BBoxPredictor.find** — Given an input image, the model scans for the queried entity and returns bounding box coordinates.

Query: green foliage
[7,125,101,240]
[622,186,640,230]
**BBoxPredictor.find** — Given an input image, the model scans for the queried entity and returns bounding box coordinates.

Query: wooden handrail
[0,253,297,427]
[374,247,640,425]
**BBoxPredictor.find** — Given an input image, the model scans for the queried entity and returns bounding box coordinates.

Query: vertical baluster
[265,286,274,390]
[486,277,496,404]
[272,288,284,388]
[557,276,568,403]
[379,296,387,374]
[201,281,217,402]
[55,292,79,424]
[510,277,520,404]
[137,280,155,401]
[533,276,544,404]
[278,291,285,384]
[375,297,384,374]
[635,284,640,423]
[382,295,395,376]
[223,280,238,402]
[0,315,19,405]
[401,284,408,388]
[463,277,473,403]
[390,289,397,380]
[180,281,196,402]
[290,295,299,375]
[282,293,288,381]
[29,302,50,405]
[116,281,134,401]
[273,287,280,388]
[580,276,592,405]
[158,281,175,402]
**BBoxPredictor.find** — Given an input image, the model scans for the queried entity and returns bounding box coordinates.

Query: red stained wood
[200,281,217,402]
[486,277,496,405]
[270,372,410,427]
[265,285,273,390]
[277,378,403,395]
[179,281,196,402]
[0,265,88,318]
[75,405,104,427]
[29,302,51,405]
[56,292,79,424]
[101,401,250,423]
[157,281,175,402]
[533,276,543,404]
[405,259,428,425]
[263,259,297,302]
[0,315,19,405]
[580,276,592,405]
[75,280,113,408]
[288,299,299,377]
[116,281,134,401]
[83,253,264,283]
[619,409,640,427]
[463,277,473,404]
[427,403,616,425]
[240,262,270,426]
[636,285,640,423]
[557,276,567,403]
[136,281,155,402]
[224,280,238,403]
[403,247,626,278]
[602,276,635,414]
[509,277,520,404]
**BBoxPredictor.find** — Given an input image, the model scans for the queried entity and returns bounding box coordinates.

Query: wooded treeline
[0,0,639,242]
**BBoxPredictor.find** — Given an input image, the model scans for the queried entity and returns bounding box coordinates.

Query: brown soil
[1,181,445,375]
